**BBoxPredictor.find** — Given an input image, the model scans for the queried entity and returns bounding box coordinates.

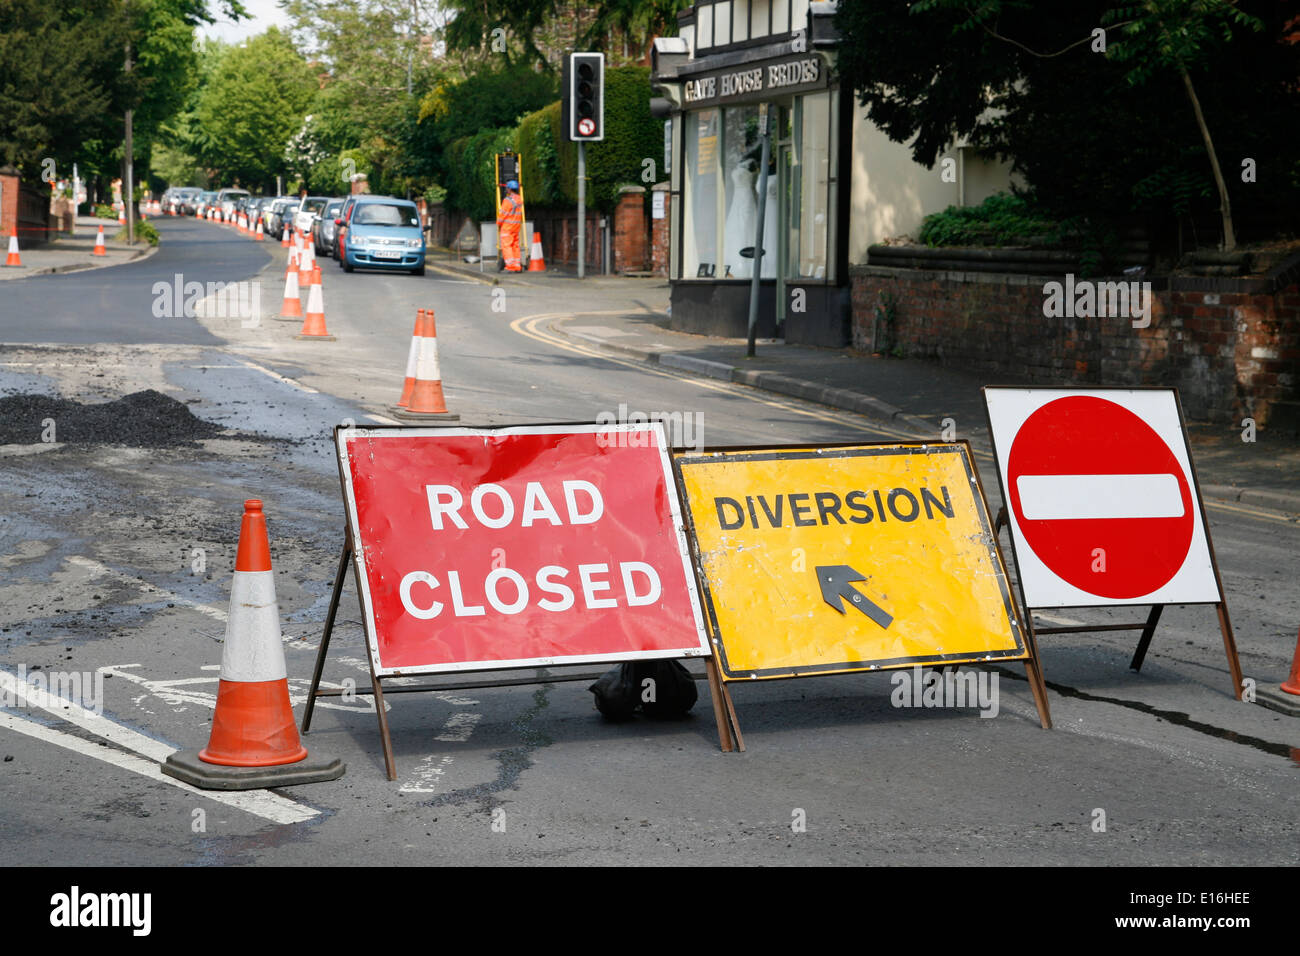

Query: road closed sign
[337,424,710,675]
[984,388,1220,608]
[674,443,1027,680]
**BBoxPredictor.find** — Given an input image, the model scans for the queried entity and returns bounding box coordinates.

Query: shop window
[682,108,720,279]
[721,105,761,279]
[784,91,831,282]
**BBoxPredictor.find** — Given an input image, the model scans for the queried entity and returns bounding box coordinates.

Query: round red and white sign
[577,118,595,136]
[1006,395,1193,599]
[985,388,1220,607]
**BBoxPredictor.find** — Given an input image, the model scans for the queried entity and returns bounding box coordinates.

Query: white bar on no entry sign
[1016,473,1184,520]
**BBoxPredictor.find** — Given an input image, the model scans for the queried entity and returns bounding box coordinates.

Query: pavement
[424,253,1300,516]
[0,215,157,280]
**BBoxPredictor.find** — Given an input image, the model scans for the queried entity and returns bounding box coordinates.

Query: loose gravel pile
[0,390,228,447]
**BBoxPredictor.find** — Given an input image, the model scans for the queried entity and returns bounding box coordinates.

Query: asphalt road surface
[0,217,1295,866]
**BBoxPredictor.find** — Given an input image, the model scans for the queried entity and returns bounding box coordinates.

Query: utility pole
[125,36,134,246]
[577,142,585,279]
[746,103,772,358]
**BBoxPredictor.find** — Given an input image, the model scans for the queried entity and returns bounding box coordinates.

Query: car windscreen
[302,199,326,214]
[353,204,417,227]
[324,201,343,217]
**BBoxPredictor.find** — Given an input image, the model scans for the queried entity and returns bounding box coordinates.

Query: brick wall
[850,264,1300,430]
[613,186,648,273]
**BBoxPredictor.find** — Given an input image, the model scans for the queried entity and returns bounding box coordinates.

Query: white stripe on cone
[219,570,287,682]
[416,334,442,383]
[305,279,324,317]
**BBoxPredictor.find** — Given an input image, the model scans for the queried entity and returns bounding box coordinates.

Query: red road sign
[1006,395,1195,599]
[338,424,709,675]
[577,118,595,136]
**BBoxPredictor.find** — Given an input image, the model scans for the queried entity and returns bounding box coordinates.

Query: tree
[192,28,317,187]
[1102,1,1263,250]
[836,1,1299,253]
[0,0,128,172]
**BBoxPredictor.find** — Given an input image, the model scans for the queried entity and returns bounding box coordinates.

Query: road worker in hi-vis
[497,179,523,272]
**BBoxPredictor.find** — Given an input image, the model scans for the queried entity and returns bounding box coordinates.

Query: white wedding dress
[723,162,757,279]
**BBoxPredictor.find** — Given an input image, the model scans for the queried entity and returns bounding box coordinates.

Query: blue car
[339,196,425,275]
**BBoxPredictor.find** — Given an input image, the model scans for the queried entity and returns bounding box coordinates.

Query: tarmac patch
[0,389,228,447]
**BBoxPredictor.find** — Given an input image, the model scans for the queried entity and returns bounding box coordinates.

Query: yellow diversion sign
[674,443,1028,680]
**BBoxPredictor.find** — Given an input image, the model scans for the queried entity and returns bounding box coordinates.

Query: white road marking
[434,712,482,742]
[1034,612,1088,627]
[67,556,228,624]
[399,754,452,794]
[237,359,319,394]
[0,668,318,824]
[366,414,401,425]
[1015,473,1184,520]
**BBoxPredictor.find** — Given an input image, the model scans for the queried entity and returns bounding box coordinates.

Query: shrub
[114,221,159,246]
[919,192,1061,247]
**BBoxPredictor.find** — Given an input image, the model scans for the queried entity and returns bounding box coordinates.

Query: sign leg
[303,541,351,733]
[1022,621,1053,729]
[704,657,736,752]
[1128,604,1164,673]
[1216,602,1245,701]
[370,665,397,781]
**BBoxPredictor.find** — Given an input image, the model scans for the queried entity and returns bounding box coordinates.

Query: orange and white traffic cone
[281,225,290,248]
[118,206,126,226]
[285,242,300,280]
[391,309,425,411]
[254,217,265,241]
[280,266,302,320]
[528,231,546,272]
[92,225,107,257]
[393,309,459,421]
[298,241,315,290]
[3,230,22,267]
[296,266,335,340]
[161,499,343,790]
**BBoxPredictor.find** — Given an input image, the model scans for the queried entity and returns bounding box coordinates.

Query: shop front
[652,1,850,346]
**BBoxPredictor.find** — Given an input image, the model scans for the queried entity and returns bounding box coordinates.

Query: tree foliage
[836,1,1300,251]
[192,27,316,187]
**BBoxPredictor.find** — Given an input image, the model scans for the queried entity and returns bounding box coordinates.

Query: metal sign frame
[982,385,1244,699]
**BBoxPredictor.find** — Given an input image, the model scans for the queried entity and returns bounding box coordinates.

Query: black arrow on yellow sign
[815,565,893,630]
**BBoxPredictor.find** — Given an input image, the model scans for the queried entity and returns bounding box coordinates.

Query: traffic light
[563,52,604,142]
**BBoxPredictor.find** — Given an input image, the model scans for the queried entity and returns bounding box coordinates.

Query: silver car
[314,199,344,256]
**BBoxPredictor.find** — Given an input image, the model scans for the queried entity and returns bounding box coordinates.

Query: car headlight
[407,239,423,248]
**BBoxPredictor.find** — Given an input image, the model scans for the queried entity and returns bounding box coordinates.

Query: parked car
[337,196,425,275]
[313,199,344,257]
[175,188,202,215]
[263,198,294,238]
[268,199,299,239]
[294,196,330,236]
[217,188,250,218]
[332,195,362,260]
[194,191,218,217]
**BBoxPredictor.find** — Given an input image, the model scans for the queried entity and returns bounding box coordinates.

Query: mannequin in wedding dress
[723,160,757,279]
[758,170,778,279]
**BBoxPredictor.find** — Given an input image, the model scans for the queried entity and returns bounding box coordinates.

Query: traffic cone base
[162,747,343,791]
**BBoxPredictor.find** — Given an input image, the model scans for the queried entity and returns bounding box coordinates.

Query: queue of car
[157,185,427,276]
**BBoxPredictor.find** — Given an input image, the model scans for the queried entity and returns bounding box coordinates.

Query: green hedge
[444,126,518,222]
[444,66,664,217]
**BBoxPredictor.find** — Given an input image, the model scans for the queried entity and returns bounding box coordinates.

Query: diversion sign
[674,443,1029,680]
[337,424,710,676]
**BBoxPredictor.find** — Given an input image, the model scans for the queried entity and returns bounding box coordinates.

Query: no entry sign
[336,424,710,675]
[984,388,1220,608]
[674,443,1028,680]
